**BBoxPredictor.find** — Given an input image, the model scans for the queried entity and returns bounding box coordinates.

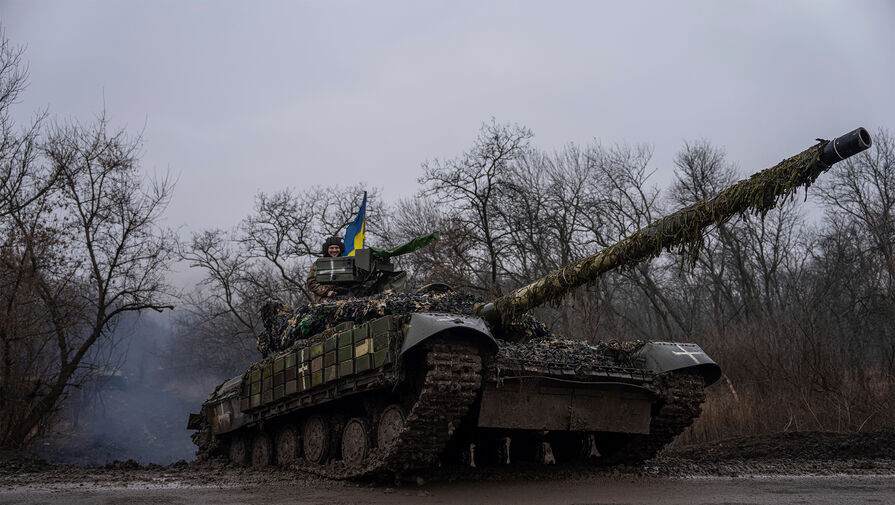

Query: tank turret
[312,231,440,298]
[313,248,406,297]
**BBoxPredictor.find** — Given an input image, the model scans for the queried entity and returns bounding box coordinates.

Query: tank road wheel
[251,432,274,468]
[303,415,331,464]
[341,418,372,468]
[376,405,405,452]
[228,434,248,466]
[275,424,300,466]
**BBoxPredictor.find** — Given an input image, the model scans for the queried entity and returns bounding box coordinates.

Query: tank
[188,128,872,478]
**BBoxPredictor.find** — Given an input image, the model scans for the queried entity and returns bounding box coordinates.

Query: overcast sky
[2,1,893,235]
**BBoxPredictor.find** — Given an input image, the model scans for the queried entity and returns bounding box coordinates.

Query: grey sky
[3,0,893,235]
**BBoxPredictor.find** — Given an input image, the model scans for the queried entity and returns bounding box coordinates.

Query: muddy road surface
[2,470,894,505]
[2,474,894,505]
[2,431,893,504]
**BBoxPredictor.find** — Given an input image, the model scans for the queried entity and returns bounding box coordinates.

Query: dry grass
[674,360,895,447]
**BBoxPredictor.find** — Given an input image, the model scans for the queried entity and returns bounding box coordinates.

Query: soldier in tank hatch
[307,236,345,301]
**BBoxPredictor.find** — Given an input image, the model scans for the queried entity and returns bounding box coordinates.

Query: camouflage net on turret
[256,289,639,363]
[492,142,831,325]
[258,291,486,356]
[496,336,645,369]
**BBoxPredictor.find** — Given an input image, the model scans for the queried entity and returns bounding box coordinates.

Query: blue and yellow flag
[343,191,366,256]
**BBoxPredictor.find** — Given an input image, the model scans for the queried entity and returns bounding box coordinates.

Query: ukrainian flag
[344,191,366,257]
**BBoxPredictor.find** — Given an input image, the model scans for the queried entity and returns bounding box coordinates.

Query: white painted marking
[672,343,705,364]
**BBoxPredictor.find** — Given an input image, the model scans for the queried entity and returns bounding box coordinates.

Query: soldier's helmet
[322,236,345,256]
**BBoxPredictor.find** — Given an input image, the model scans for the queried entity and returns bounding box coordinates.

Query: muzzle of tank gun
[820,127,872,165]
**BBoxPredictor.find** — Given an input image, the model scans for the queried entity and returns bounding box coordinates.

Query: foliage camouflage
[258,291,483,355]
[496,335,644,368]
[257,289,645,367]
[491,142,835,325]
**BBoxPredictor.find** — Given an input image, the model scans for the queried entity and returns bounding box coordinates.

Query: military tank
[188,127,872,478]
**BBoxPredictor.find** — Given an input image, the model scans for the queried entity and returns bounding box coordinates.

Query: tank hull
[189,309,716,477]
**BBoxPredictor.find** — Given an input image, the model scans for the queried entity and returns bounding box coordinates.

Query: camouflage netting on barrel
[491,139,844,325]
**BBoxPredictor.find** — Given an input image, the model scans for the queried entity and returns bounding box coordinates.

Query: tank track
[195,346,707,476]
[298,340,482,479]
[190,414,215,461]
[597,370,706,465]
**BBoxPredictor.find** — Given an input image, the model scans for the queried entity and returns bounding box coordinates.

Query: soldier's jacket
[306,262,336,302]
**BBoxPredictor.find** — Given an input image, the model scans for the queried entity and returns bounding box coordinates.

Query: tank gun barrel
[480,127,872,327]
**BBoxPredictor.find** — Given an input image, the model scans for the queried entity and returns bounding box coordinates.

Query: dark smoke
[25,311,212,466]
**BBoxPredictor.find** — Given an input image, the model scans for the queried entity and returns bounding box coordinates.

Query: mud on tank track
[294,340,482,479]
[285,347,708,479]
[597,372,706,466]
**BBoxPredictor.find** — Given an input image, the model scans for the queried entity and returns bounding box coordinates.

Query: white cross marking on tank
[672,344,705,364]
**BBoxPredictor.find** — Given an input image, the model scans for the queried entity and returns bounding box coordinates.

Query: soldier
[307,236,344,301]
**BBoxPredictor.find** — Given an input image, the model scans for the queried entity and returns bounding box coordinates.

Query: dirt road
[3,431,893,504]
[2,473,894,505]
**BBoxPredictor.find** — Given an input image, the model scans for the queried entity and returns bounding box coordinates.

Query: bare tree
[814,128,895,374]
[173,185,383,377]
[0,34,53,220]
[418,119,533,296]
[388,197,479,291]
[577,141,682,340]
[494,145,606,337]
[1,32,176,449]
[499,146,599,283]
[0,112,175,449]
[236,185,379,301]
[816,128,895,302]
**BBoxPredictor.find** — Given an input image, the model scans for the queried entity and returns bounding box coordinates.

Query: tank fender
[631,342,722,386]
[193,373,246,435]
[400,312,498,356]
